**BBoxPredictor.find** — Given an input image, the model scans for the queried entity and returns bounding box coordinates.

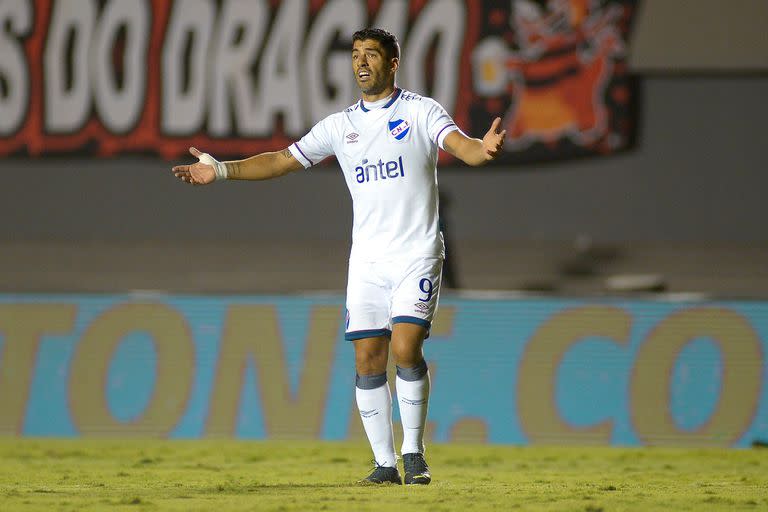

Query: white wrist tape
[197,152,228,181]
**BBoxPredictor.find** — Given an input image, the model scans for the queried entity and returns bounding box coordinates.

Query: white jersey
[288,88,458,262]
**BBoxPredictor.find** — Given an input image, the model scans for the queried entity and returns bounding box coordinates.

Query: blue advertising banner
[1,294,765,446]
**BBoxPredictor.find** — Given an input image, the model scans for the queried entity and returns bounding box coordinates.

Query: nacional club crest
[388,119,411,141]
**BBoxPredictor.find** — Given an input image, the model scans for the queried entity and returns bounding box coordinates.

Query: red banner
[0,0,636,164]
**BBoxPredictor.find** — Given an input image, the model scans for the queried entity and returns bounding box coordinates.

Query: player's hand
[482,117,506,161]
[171,147,219,185]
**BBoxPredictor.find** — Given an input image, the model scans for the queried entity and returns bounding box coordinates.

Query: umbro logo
[414,302,430,311]
[346,133,359,143]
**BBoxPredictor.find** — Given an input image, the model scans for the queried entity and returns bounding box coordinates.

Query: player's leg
[352,336,401,484]
[345,260,400,484]
[390,324,430,453]
[390,323,432,485]
[389,257,443,485]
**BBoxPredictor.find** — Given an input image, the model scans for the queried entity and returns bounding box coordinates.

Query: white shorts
[344,256,443,341]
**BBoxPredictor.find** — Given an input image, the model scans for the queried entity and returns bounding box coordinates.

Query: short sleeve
[424,99,460,150]
[289,115,337,168]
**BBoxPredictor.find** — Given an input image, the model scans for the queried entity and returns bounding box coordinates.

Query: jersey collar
[359,88,402,112]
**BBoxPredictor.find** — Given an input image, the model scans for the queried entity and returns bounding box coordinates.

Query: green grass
[0,439,766,511]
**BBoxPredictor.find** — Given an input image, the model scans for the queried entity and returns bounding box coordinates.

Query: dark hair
[352,28,400,61]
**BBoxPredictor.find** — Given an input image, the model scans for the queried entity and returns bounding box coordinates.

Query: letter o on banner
[69,303,194,437]
[92,0,150,133]
[631,307,763,446]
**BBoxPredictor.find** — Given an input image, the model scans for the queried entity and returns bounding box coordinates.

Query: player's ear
[390,57,399,73]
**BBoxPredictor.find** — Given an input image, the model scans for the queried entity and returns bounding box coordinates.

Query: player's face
[352,39,398,97]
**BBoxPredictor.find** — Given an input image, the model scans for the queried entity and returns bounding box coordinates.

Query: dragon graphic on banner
[473,0,637,163]
[0,0,637,165]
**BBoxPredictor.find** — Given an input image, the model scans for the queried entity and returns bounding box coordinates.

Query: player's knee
[355,358,387,376]
[354,340,389,375]
[390,327,426,366]
[391,343,423,368]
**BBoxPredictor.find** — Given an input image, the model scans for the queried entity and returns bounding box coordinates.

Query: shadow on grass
[200,482,369,493]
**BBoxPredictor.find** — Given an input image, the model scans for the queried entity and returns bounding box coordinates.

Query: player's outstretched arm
[171,147,304,185]
[442,117,506,167]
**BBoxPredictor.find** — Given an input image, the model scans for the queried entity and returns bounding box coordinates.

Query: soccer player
[172,28,505,485]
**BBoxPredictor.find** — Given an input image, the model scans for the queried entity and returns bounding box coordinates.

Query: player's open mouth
[358,70,370,81]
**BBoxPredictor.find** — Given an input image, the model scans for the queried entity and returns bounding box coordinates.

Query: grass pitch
[0,439,766,511]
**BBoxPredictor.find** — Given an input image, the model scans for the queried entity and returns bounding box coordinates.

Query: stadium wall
[2,293,766,446]
[2,76,768,244]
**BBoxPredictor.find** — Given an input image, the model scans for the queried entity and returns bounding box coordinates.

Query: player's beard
[358,72,392,97]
